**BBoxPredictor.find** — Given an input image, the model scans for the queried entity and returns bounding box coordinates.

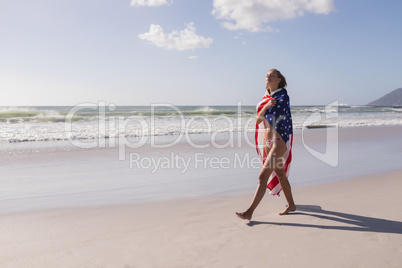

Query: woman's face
[265,70,281,88]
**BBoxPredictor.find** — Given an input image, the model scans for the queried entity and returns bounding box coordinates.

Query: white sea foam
[0,105,401,144]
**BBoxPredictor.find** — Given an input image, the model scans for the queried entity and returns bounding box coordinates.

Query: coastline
[1,125,402,214]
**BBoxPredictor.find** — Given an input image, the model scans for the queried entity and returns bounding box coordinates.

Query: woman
[236,69,296,220]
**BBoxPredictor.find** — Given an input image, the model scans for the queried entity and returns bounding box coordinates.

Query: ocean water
[0,104,401,145]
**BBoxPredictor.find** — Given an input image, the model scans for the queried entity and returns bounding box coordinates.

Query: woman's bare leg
[274,142,296,215]
[235,165,272,220]
[236,140,296,220]
[236,147,279,220]
[276,169,296,215]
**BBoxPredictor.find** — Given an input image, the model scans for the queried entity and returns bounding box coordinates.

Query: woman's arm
[256,99,276,124]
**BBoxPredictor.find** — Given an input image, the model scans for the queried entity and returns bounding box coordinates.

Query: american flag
[255,88,293,196]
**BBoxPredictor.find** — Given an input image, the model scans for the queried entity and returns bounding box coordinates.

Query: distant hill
[367,88,402,106]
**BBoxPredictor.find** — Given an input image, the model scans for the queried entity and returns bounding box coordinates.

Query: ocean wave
[0,107,66,123]
[0,105,401,144]
[2,120,401,144]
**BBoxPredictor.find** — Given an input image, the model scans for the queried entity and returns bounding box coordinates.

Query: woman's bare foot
[279,205,296,215]
[236,211,252,220]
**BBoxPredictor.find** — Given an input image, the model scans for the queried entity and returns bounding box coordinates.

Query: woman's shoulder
[275,89,290,106]
[274,88,289,98]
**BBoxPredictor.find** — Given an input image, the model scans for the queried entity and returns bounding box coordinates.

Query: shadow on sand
[247,205,402,234]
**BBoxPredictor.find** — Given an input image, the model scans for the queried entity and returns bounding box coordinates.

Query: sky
[1,0,402,106]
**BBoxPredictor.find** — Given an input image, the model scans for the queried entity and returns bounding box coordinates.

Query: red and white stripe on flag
[255,95,293,196]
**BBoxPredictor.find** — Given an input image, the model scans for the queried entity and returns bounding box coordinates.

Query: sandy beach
[1,170,402,267]
[1,126,402,267]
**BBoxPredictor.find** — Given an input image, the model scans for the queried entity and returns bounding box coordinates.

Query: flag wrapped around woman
[236,69,296,220]
[255,88,293,196]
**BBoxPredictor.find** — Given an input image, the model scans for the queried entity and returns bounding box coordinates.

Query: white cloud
[138,23,213,51]
[212,0,336,32]
[188,56,199,60]
[130,0,171,7]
